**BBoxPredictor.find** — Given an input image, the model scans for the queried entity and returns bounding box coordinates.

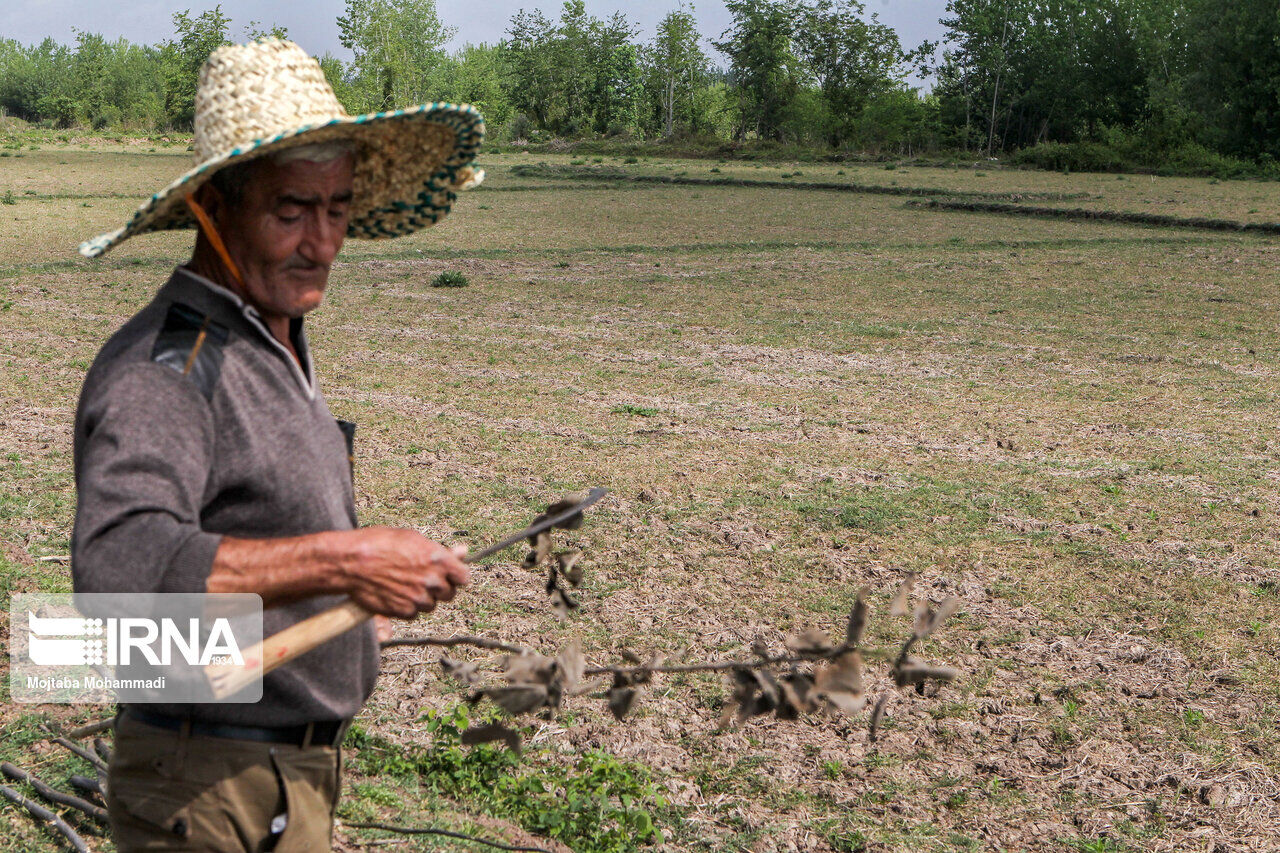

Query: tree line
[0,0,1276,172]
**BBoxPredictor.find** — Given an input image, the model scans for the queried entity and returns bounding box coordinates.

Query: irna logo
[27,612,244,667]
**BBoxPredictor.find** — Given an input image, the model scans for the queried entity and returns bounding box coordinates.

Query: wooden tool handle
[207,489,607,701]
[207,599,371,700]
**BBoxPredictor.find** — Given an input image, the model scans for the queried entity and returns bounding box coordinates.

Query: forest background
[1,0,1278,178]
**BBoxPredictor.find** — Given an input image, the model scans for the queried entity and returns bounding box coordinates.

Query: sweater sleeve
[72,362,221,594]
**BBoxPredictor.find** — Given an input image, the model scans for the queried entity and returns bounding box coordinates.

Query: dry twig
[382,580,962,752]
[0,784,90,853]
[65,719,114,740]
[67,775,102,801]
[0,763,108,824]
[50,738,107,774]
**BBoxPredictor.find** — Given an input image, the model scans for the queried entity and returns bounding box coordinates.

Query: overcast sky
[1,0,948,87]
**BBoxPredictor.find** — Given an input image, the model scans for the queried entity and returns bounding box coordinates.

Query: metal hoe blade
[467,487,608,564]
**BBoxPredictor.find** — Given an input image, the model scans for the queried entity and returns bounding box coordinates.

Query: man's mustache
[283,257,328,273]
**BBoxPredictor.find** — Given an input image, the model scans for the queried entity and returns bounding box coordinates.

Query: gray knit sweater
[72,267,378,725]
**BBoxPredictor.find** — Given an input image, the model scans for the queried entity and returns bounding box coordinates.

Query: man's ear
[193,182,224,226]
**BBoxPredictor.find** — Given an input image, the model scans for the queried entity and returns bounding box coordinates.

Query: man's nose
[302,211,344,265]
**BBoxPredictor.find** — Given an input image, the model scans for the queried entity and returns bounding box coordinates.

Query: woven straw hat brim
[78,102,485,258]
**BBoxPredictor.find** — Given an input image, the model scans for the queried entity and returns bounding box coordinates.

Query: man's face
[215,154,355,320]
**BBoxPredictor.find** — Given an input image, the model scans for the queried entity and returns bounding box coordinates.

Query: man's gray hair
[272,140,356,165]
[209,140,356,207]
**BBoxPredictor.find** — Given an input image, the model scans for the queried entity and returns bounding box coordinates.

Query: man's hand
[207,528,470,618]
[339,528,470,618]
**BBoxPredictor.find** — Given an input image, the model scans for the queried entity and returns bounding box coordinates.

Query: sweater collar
[162,266,316,399]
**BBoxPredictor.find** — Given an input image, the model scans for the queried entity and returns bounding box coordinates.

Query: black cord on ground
[347,820,551,852]
[0,784,90,853]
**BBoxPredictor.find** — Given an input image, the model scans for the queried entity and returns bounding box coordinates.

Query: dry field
[2,145,1280,852]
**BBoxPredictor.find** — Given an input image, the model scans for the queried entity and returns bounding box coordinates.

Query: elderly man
[72,39,484,851]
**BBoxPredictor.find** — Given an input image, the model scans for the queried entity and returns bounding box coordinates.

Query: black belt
[123,708,349,748]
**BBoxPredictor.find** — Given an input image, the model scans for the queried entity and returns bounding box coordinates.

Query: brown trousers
[107,714,342,852]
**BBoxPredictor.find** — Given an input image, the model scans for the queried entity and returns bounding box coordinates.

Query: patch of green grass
[350,780,403,808]
[611,403,659,417]
[431,270,469,288]
[814,819,871,852]
[845,322,900,339]
[345,705,670,852]
[789,476,997,540]
[1065,838,1131,853]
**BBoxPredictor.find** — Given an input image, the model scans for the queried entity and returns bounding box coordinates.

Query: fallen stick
[65,719,114,739]
[68,775,103,800]
[92,738,112,765]
[0,763,108,823]
[50,738,107,774]
[0,784,90,853]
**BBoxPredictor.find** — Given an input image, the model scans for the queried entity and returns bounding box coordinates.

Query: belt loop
[302,721,316,749]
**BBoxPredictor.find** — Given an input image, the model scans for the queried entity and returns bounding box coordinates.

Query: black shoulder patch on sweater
[151,303,230,400]
[336,419,356,479]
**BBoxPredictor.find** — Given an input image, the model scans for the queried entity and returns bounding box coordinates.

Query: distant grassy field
[2,144,1280,851]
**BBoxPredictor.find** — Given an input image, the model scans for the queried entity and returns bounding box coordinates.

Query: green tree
[0,38,73,125]
[243,22,290,41]
[105,40,166,128]
[935,0,1155,154]
[939,0,1017,154]
[552,0,594,132]
[647,5,709,137]
[337,0,456,111]
[433,43,512,129]
[317,53,358,113]
[503,8,558,131]
[158,6,232,129]
[795,0,906,148]
[502,2,642,137]
[70,31,112,127]
[715,0,805,141]
[1180,0,1280,160]
[586,13,642,135]
[854,88,943,155]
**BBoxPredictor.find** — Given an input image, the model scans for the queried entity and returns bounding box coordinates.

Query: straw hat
[78,38,485,258]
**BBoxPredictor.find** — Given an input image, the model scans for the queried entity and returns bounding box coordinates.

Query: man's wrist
[311,529,359,596]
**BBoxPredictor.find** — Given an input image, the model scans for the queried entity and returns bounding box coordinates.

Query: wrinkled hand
[341,527,470,619]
